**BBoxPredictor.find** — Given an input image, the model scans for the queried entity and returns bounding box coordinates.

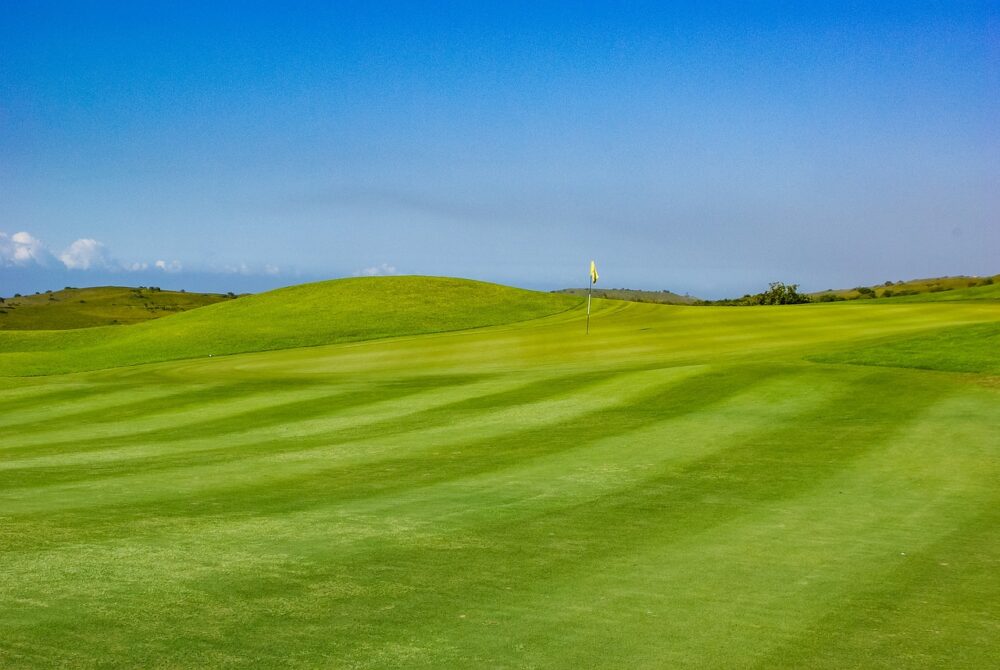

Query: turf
[0,286,231,330]
[811,321,1000,374]
[1,277,997,668]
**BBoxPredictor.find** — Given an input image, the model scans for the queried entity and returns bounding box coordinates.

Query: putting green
[1,277,997,668]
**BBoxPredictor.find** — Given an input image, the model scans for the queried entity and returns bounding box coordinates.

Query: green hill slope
[1,279,998,667]
[0,276,581,376]
[882,280,1000,302]
[810,274,998,301]
[0,286,231,330]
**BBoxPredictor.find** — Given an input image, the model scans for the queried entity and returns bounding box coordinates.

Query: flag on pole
[587,260,598,334]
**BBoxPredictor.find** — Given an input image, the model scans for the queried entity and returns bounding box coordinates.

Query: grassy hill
[884,280,1000,302]
[554,287,699,304]
[1,276,997,668]
[0,276,582,376]
[810,273,999,301]
[0,286,232,330]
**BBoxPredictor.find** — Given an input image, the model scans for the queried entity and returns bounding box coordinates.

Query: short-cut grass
[1,277,997,668]
[811,321,1000,374]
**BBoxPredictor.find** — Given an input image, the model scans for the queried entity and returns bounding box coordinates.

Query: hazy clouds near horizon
[2,2,997,298]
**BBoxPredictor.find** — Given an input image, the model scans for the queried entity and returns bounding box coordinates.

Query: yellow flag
[589,260,599,285]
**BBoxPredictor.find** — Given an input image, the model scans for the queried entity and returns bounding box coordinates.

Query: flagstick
[586,277,592,335]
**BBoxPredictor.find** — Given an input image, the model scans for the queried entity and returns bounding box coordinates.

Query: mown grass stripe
[0,366,709,542]
[232,369,954,667]
[0,365,946,668]
[0,382,157,426]
[0,382,357,454]
[0,370,557,474]
[1,277,998,668]
[0,382,223,433]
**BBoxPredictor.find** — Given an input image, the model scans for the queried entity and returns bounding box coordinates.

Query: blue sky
[2,1,997,297]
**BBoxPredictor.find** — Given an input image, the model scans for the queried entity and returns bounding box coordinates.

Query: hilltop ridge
[0,276,582,376]
[0,286,233,330]
[809,274,998,301]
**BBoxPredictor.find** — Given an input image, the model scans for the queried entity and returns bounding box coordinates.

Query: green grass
[811,321,1000,374]
[0,276,581,376]
[1,277,997,668]
[0,286,231,330]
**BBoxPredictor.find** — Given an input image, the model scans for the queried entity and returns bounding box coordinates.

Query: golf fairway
[1,278,997,668]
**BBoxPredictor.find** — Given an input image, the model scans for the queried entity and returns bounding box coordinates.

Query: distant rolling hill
[0,286,233,330]
[809,273,999,302]
[554,287,699,305]
[0,276,583,376]
[884,280,1000,302]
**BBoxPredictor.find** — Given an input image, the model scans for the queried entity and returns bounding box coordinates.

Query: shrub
[755,282,811,305]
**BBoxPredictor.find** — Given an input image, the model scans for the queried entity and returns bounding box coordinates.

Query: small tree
[757,282,810,305]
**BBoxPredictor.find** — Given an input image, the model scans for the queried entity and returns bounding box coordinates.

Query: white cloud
[222,262,251,275]
[220,262,285,276]
[354,263,398,277]
[59,238,114,270]
[154,259,183,273]
[0,231,53,266]
[2,229,289,281]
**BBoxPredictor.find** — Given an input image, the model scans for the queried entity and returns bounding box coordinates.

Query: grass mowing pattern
[1,280,998,667]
